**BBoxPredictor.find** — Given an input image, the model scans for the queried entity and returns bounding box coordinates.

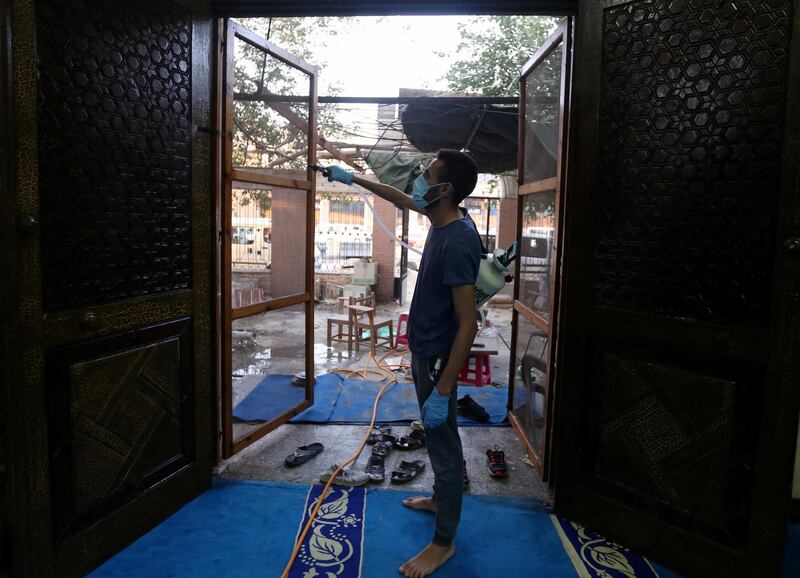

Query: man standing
[325,149,481,577]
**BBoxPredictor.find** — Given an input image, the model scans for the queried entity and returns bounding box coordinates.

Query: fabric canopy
[399,97,556,175]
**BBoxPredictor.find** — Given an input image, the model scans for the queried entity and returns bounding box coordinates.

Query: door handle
[18,214,39,237]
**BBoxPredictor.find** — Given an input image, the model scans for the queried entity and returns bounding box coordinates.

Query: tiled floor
[220,423,552,504]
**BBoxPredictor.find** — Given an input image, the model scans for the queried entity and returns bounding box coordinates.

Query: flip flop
[367,424,392,445]
[391,460,426,484]
[371,441,393,458]
[284,443,324,468]
[365,455,385,482]
[393,429,425,450]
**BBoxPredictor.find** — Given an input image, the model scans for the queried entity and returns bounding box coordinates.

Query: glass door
[509,19,572,481]
[221,20,318,457]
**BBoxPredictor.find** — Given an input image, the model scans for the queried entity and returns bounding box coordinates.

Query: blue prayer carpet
[288,485,367,578]
[89,478,799,578]
[552,515,661,578]
[233,372,509,426]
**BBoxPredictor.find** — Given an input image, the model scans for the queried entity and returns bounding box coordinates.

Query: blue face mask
[412,174,447,210]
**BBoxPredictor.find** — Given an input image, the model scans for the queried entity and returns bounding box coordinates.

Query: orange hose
[279,348,408,578]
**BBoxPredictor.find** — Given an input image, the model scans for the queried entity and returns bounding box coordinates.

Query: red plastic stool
[458,353,492,386]
[395,313,409,347]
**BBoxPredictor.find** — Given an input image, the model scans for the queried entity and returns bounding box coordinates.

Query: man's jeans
[411,353,463,547]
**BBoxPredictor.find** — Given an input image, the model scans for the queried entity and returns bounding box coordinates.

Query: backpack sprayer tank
[475,241,518,307]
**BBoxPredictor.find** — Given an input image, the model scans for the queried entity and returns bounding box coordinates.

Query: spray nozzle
[309,164,331,178]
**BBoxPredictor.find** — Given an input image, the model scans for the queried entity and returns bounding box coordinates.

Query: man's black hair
[436,149,478,205]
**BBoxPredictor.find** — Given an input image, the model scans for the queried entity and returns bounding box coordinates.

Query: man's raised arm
[323,166,420,213]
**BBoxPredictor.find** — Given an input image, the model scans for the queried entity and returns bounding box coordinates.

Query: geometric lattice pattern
[594,354,748,540]
[593,0,792,326]
[37,0,192,311]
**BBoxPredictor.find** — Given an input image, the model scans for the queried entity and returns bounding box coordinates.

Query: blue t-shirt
[407,216,481,358]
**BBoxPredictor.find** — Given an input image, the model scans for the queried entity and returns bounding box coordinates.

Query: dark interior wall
[1,2,15,577]
[8,0,215,575]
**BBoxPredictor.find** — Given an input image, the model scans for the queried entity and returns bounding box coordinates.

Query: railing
[232,190,375,273]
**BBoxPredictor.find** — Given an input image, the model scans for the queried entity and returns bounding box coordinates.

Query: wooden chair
[326,292,377,353]
[349,304,394,354]
[326,314,354,352]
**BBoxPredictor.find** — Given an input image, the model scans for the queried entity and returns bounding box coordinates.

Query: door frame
[508,19,572,482]
[218,19,319,458]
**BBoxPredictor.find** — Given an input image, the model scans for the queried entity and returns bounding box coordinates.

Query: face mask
[412,174,447,210]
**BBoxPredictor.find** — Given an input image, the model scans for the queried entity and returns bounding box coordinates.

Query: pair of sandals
[366,426,426,483]
[367,425,426,451]
[366,454,425,484]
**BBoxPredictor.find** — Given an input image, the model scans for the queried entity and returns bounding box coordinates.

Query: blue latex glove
[326,165,354,185]
[421,388,450,430]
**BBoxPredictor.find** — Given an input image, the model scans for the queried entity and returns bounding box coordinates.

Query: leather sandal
[390,460,425,484]
[367,424,392,445]
[371,441,393,458]
[365,455,385,482]
[284,443,324,468]
[393,429,425,450]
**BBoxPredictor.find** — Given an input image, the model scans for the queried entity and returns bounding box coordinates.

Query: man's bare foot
[399,543,455,577]
[401,496,437,513]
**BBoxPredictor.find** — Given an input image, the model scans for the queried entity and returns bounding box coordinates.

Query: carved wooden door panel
[10,0,214,575]
[553,1,800,577]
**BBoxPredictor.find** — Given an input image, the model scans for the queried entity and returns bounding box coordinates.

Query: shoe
[410,420,424,432]
[365,455,385,482]
[371,441,393,458]
[320,465,370,487]
[457,395,490,422]
[393,429,425,450]
[390,460,426,484]
[367,424,392,445]
[284,443,324,468]
[486,446,508,478]
[463,459,470,491]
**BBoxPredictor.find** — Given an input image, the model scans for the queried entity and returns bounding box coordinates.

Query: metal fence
[231,189,374,273]
[231,187,272,272]
[231,192,500,273]
[315,192,372,273]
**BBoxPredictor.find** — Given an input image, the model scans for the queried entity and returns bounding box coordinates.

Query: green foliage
[440,16,562,97]
[232,18,350,169]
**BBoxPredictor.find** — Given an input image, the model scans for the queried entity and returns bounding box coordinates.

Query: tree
[440,16,562,98]
[232,18,351,170]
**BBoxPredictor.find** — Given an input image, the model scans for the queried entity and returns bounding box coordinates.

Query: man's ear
[446,183,459,204]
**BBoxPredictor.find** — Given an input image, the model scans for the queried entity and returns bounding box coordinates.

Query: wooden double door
[3,1,799,577]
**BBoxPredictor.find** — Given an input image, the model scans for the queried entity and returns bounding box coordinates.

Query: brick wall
[497,198,518,251]
[371,196,397,303]
[271,190,307,297]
